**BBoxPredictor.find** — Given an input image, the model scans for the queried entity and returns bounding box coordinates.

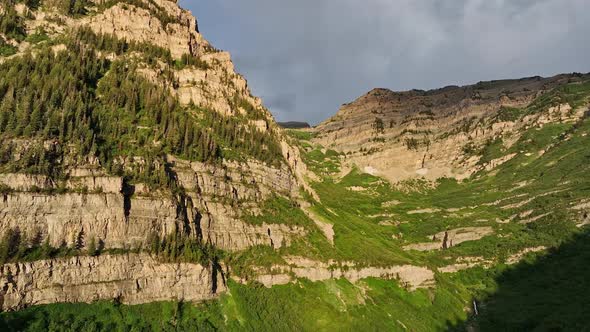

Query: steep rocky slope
[314,74,590,183]
[0,253,223,311]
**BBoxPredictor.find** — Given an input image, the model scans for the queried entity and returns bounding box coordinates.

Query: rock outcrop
[85,1,206,59]
[0,254,223,311]
[0,192,177,250]
[242,256,435,291]
[404,227,494,252]
[82,1,267,117]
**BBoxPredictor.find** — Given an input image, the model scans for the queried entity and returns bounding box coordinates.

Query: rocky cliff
[0,0,320,311]
[314,74,590,182]
[238,256,435,291]
[0,0,311,250]
[0,254,222,311]
[0,156,305,252]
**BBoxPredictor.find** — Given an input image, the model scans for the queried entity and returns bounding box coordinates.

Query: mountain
[1,1,590,331]
[314,74,590,183]
[278,121,312,129]
[0,0,311,310]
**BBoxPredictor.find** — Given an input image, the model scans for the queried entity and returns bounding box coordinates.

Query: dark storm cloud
[263,93,297,115]
[184,0,590,124]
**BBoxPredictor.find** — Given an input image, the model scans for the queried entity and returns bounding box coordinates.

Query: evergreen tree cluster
[0,228,85,264]
[0,42,107,178]
[55,0,88,16]
[94,59,222,166]
[372,117,385,134]
[72,27,174,64]
[175,53,210,71]
[25,0,89,16]
[0,30,285,187]
[147,232,221,267]
[231,95,269,121]
[74,27,213,72]
[203,110,283,167]
[0,0,27,41]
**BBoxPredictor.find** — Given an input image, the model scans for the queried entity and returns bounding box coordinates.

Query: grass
[285,129,315,141]
[494,106,523,123]
[0,277,469,332]
[302,148,341,175]
[25,29,50,44]
[0,40,17,57]
[449,230,590,331]
[220,278,468,332]
[0,300,224,332]
[243,195,312,227]
[478,138,506,164]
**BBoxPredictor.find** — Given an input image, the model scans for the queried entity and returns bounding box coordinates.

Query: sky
[184,0,590,125]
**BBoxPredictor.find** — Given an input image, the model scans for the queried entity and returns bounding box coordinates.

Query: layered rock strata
[241,256,436,291]
[0,254,223,311]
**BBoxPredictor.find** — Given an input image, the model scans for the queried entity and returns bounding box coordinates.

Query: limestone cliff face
[240,256,435,291]
[80,1,201,58]
[0,0,423,313]
[0,254,222,311]
[5,0,267,119]
[0,156,306,252]
[0,0,308,253]
[314,74,590,183]
[0,191,178,249]
[85,0,205,59]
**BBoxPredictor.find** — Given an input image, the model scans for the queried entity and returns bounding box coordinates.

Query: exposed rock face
[438,256,494,273]
[404,227,494,252]
[506,246,546,265]
[0,157,307,252]
[314,74,590,183]
[171,157,305,251]
[280,139,320,201]
[0,172,123,194]
[82,0,267,117]
[173,53,266,116]
[85,2,205,59]
[242,256,435,291]
[8,0,266,119]
[0,254,223,311]
[0,192,178,250]
[173,157,296,201]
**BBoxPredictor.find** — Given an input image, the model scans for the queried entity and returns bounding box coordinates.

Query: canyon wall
[314,75,589,183]
[0,254,223,311]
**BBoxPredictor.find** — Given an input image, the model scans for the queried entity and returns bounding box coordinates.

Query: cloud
[187,0,590,124]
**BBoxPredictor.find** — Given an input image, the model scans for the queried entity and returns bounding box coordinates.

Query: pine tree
[87,237,97,256]
[0,229,21,264]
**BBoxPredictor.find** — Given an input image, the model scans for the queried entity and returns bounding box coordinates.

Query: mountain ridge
[313,72,590,183]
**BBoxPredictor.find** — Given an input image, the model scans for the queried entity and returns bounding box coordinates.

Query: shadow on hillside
[447,229,590,332]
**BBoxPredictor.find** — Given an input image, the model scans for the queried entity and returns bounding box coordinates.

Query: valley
[0,0,589,331]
